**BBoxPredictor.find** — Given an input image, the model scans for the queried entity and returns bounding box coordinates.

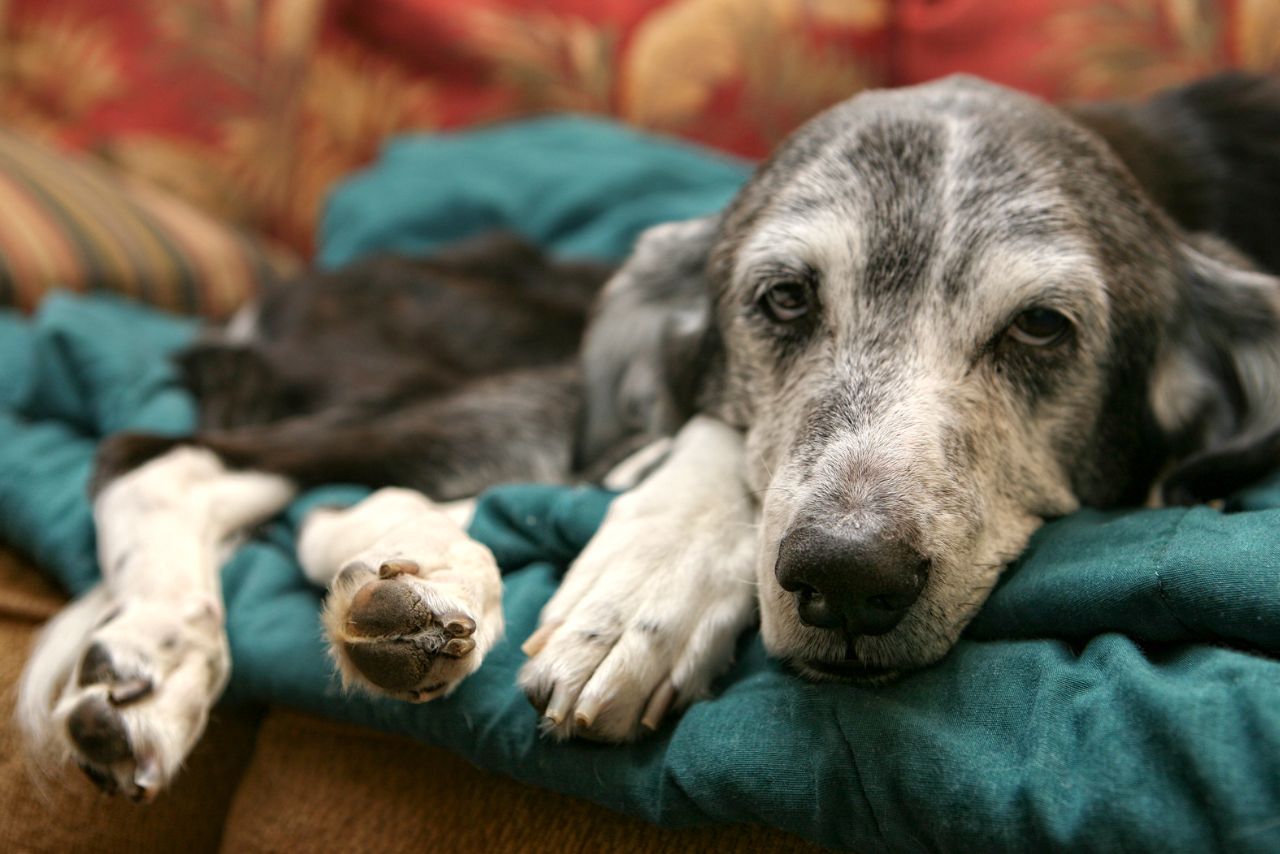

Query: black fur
[1072,72,1280,277]
[1075,73,1280,503]
[95,233,614,500]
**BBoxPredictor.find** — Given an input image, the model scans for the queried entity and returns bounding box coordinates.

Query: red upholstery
[0,0,1270,258]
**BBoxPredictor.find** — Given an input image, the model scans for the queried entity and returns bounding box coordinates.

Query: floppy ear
[1152,241,1280,504]
[576,215,722,473]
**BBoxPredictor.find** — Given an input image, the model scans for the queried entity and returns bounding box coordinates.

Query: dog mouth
[795,656,898,683]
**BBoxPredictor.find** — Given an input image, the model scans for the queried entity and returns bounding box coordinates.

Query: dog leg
[16,445,295,800]
[298,489,502,702]
[518,416,759,741]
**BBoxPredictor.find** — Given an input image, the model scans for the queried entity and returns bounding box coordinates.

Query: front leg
[16,444,295,800]
[518,416,758,741]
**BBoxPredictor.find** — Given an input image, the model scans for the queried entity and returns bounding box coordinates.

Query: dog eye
[1008,308,1070,346]
[760,282,810,322]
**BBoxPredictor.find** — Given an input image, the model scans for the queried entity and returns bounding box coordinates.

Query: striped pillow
[0,131,297,318]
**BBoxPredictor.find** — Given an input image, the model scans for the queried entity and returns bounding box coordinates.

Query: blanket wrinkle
[1150,509,1203,642]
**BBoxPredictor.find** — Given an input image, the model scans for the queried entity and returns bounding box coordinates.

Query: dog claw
[335,561,376,587]
[378,559,420,579]
[109,677,153,706]
[441,637,475,657]
[640,677,676,732]
[521,621,560,658]
[78,643,155,707]
[543,684,573,726]
[574,695,602,730]
[574,712,593,729]
[132,759,160,801]
[443,614,475,637]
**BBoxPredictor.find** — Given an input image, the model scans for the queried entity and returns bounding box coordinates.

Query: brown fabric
[0,547,262,854]
[223,709,827,854]
[0,546,62,622]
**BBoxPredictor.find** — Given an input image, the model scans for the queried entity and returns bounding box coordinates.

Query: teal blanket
[2,117,1279,852]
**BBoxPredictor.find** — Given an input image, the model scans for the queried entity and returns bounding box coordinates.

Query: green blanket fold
[1,117,1278,852]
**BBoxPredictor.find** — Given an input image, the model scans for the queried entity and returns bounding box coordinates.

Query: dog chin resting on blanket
[17,73,1280,801]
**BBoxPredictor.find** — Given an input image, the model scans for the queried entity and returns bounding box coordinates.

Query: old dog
[528,72,1280,734]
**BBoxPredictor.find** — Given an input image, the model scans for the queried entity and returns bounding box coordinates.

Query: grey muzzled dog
[578,72,1280,685]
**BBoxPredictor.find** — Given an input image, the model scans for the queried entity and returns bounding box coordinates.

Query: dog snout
[774,523,929,636]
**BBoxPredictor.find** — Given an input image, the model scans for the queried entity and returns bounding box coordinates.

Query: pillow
[0,130,296,318]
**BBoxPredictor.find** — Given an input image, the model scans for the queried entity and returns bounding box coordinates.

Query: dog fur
[526,72,1280,732]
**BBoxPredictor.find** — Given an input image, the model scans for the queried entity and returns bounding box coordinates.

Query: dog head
[596,76,1280,680]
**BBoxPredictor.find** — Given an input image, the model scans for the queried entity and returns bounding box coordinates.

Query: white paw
[311,489,503,702]
[517,486,758,742]
[33,596,229,801]
[17,444,296,800]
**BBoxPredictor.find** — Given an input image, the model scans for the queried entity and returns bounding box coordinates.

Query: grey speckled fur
[585,73,1280,677]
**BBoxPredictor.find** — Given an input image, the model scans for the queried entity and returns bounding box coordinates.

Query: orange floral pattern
[465,0,888,154]
[1044,0,1278,99]
[0,0,1273,259]
[0,5,125,142]
[0,0,889,256]
[0,0,444,254]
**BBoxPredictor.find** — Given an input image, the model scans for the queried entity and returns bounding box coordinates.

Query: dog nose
[775,524,929,635]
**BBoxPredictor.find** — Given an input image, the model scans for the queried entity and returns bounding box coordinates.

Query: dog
[521,71,1280,736]
[17,73,1280,798]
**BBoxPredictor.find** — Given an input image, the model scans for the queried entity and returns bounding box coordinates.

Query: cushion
[1,118,1279,852]
[0,130,296,317]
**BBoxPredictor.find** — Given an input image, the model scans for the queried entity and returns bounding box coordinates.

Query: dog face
[605,77,1280,680]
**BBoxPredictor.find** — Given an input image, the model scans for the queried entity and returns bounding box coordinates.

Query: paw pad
[77,642,154,705]
[378,559,421,579]
[328,563,487,700]
[345,578,432,638]
[343,640,429,693]
[66,696,132,767]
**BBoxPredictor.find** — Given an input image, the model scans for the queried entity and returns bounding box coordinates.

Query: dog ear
[1152,241,1280,504]
[577,215,721,472]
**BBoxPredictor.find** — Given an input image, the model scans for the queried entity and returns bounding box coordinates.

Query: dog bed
[1,117,1278,852]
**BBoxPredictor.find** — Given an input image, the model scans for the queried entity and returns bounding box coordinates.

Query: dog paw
[51,599,230,801]
[323,551,502,702]
[517,490,758,742]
